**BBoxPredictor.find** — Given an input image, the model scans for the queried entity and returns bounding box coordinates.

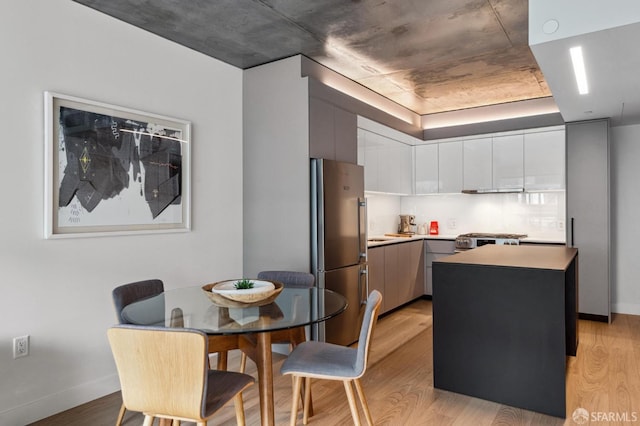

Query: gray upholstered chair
[112,279,164,325]
[239,271,316,371]
[280,290,382,426]
[111,279,164,426]
[107,325,255,426]
[257,270,315,288]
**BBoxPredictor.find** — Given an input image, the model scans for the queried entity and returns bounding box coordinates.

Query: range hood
[461,188,525,194]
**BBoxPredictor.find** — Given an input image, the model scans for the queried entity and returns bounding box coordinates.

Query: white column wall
[0,1,243,424]
[611,124,640,315]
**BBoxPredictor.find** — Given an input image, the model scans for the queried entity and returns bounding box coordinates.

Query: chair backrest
[107,325,209,420]
[257,270,315,288]
[355,290,383,376]
[112,279,164,324]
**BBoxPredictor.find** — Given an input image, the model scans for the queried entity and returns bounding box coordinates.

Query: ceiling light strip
[569,46,589,95]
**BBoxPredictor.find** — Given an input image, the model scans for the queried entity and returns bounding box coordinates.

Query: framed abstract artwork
[44,92,191,238]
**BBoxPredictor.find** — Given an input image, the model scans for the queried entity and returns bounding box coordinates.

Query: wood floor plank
[29,299,640,426]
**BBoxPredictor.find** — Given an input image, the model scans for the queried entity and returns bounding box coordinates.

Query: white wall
[367,192,565,242]
[611,124,640,315]
[242,57,311,277]
[529,0,640,45]
[401,192,566,242]
[0,1,243,424]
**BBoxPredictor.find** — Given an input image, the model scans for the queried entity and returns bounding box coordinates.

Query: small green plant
[234,279,254,290]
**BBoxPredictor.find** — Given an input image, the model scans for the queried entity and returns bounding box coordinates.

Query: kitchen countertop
[367,234,566,248]
[367,233,457,247]
[436,244,577,270]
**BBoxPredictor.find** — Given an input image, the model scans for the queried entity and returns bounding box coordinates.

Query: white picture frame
[44,92,191,238]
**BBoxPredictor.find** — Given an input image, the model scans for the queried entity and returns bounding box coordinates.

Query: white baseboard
[0,374,120,426]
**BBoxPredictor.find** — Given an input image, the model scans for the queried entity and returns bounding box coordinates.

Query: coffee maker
[398,215,416,234]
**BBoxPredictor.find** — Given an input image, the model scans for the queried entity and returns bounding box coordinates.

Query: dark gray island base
[432,245,578,418]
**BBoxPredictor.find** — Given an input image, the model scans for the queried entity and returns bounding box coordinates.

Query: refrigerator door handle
[358,197,367,261]
[359,267,368,306]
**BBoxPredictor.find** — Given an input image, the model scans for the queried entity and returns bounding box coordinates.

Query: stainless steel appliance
[398,214,416,234]
[311,158,367,346]
[454,233,527,251]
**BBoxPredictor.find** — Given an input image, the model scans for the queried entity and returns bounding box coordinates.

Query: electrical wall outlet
[447,218,457,229]
[13,335,29,359]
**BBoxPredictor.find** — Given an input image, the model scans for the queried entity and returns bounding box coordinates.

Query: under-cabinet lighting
[569,46,589,95]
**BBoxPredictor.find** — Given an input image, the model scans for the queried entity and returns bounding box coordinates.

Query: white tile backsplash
[366,191,566,242]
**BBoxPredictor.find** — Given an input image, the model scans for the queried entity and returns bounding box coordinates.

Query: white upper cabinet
[414,144,439,194]
[524,129,565,190]
[359,128,412,194]
[463,138,492,191]
[438,141,463,193]
[492,134,524,190]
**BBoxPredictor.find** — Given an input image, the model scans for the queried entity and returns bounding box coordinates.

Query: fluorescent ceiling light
[569,46,589,95]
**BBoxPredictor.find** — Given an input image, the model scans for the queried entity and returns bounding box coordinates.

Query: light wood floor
[30,299,640,426]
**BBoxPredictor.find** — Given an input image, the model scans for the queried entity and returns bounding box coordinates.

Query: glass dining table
[121,283,348,426]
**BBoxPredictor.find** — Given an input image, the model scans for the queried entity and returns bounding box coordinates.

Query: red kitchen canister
[429,221,439,235]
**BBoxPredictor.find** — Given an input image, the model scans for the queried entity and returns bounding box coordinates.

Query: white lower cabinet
[425,239,456,295]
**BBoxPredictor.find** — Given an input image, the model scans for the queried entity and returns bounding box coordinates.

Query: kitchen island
[432,245,578,418]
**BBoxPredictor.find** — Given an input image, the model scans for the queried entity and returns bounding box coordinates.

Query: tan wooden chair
[107,325,255,426]
[280,290,382,426]
[111,279,165,425]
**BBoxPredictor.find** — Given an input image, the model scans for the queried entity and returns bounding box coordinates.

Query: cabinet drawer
[426,240,455,253]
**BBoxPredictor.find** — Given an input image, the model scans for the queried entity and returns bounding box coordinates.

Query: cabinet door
[361,130,382,192]
[357,128,365,167]
[566,120,609,319]
[415,144,439,194]
[309,98,357,163]
[438,141,463,193]
[425,240,455,296]
[397,243,413,305]
[334,107,357,164]
[309,97,334,160]
[525,129,565,190]
[411,240,425,299]
[383,244,400,310]
[463,138,492,191]
[493,134,524,189]
[393,142,413,195]
[367,247,386,313]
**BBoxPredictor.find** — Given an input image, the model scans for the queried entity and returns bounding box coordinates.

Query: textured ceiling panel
[73,0,550,115]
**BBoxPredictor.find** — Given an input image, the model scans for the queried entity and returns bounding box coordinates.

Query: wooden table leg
[217,351,228,370]
[255,332,274,426]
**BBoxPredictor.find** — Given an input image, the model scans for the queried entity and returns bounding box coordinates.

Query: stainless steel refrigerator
[310,158,368,346]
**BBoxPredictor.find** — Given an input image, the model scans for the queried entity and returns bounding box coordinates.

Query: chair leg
[343,380,362,426]
[290,337,314,417]
[143,415,154,426]
[115,402,126,426]
[234,392,246,426]
[354,379,374,426]
[240,352,247,373]
[302,377,312,424]
[290,375,303,426]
